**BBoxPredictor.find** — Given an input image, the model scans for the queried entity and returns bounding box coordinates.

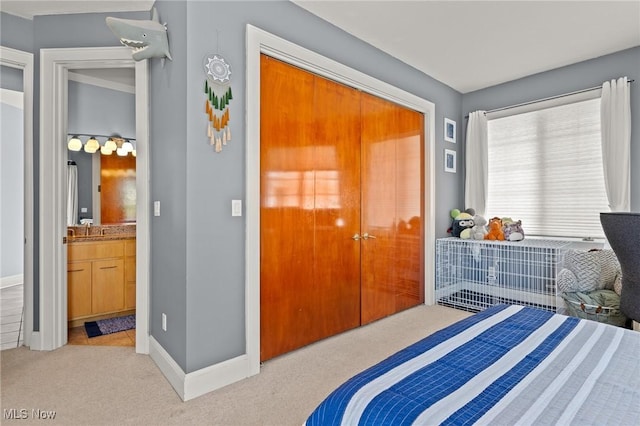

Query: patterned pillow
[562,249,620,292]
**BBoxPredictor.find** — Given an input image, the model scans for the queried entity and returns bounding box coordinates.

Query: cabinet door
[124,256,136,310]
[68,262,92,320]
[92,258,125,314]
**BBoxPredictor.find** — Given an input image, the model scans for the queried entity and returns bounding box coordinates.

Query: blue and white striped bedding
[306,304,640,425]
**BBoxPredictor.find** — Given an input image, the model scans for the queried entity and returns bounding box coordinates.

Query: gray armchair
[600,212,640,322]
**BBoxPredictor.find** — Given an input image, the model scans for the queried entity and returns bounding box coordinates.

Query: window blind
[486,97,609,239]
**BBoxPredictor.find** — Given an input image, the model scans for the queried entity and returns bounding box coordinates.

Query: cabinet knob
[352,233,361,241]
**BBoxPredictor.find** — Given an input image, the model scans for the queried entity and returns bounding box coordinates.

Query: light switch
[154,201,161,217]
[232,199,242,217]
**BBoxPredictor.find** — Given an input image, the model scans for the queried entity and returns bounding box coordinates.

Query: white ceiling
[2,1,639,93]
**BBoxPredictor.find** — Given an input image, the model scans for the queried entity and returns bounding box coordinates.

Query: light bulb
[100,146,113,155]
[132,149,137,157]
[122,140,134,152]
[84,137,100,153]
[105,138,117,151]
[116,147,127,156]
[68,136,82,151]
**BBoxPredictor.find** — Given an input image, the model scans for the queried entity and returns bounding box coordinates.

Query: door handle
[362,233,377,240]
[352,233,361,241]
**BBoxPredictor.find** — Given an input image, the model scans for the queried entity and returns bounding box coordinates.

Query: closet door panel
[260,56,361,361]
[394,104,424,311]
[260,55,317,361]
[312,76,362,339]
[360,94,398,324]
[360,93,424,324]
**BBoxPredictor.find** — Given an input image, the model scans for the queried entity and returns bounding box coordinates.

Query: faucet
[67,228,75,237]
[85,222,91,236]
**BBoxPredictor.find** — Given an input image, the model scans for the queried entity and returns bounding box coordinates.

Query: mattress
[306,304,640,425]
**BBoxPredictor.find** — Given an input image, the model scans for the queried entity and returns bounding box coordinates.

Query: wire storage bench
[436,237,571,313]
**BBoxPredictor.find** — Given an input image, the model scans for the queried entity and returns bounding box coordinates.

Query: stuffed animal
[557,249,621,293]
[484,217,505,241]
[470,214,488,240]
[503,220,525,241]
[447,208,475,238]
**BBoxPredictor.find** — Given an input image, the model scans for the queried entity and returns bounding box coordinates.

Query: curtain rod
[464,79,634,119]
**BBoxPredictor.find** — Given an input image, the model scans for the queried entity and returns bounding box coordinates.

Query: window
[486,95,608,239]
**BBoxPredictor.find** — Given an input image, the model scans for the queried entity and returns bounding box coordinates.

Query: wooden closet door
[101,154,136,224]
[360,93,424,324]
[260,55,361,361]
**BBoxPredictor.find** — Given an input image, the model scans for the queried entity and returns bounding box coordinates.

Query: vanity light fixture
[67,134,137,157]
[84,137,100,153]
[104,138,118,151]
[122,140,134,153]
[68,136,82,151]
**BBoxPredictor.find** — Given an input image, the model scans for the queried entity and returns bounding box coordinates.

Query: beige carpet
[1,305,470,425]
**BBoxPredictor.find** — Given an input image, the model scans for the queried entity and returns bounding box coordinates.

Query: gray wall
[0,13,34,53]
[148,0,462,373]
[0,94,23,277]
[67,80,136,223]
[462,47,640,212]
[149,1,189,370]
[1,65,23,91]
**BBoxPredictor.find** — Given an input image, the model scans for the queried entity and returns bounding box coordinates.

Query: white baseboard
[1,274,23,289]
[149,336,254,401]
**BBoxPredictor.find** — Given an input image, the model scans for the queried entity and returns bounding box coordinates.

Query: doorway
[65,66,138,347]
[0,46,34,350]
[38,47,149,353]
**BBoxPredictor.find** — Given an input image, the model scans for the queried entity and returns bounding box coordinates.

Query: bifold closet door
[360,93,424,325]
[260,55,362,361]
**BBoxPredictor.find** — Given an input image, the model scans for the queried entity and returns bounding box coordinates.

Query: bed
[305,304,640,425]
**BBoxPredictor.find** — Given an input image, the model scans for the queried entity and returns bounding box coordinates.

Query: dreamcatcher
[203,53,233,152]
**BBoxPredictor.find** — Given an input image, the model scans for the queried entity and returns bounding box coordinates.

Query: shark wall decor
[106,8,172,63]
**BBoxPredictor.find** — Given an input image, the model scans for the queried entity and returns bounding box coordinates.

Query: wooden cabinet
[67,239,135,323]
[124,240,136,310]
[67,261,92,319]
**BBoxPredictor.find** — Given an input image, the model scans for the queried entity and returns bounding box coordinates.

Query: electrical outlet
[154,201,161,217]
[162,313,167,331]
[80,207,88,213]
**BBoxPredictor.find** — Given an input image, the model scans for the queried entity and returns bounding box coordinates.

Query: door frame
[0,46,34,348]
[38,46,150,353]
[246,25,436,375]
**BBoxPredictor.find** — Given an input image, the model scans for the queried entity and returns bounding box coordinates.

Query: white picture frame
[444,149,456,173]
[444,117,456,143]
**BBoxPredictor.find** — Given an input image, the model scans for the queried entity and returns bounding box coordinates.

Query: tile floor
[1,283,134,348]
[1,283,24,350]
[68,325,135,346]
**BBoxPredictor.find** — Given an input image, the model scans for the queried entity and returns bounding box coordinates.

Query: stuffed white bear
[557,249,621,293]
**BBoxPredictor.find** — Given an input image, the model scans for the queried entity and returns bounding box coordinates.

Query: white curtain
[464,111,488,216]
[67,162,78,226]
[600,76,631,212]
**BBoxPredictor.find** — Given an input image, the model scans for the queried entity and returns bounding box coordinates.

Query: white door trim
[245,25,436,375]
[39,46,150,353]
[0,46,34,348]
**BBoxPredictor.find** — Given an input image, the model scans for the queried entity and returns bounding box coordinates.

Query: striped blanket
[306,304,640,425]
